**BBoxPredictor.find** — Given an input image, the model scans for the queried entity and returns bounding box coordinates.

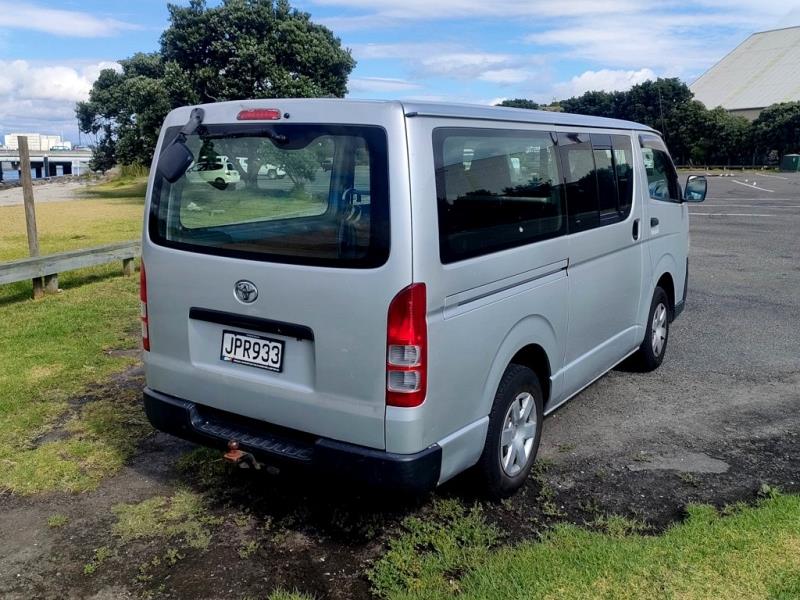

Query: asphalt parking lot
[537,169,800,521]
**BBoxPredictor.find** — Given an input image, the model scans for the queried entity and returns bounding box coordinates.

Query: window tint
[150,124,389,268]
[641,136,679,202]
[591,134,618,218]
[433,128,565,263]
[560,132,636,230]
[559,133,599,232]
[612,135,633,217]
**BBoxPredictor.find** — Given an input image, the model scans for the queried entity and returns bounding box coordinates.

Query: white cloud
[551,68,657,98]
[349,42,462,60]
[0,60,120,103]
[479,69,532,85]
[314,0,642,24]
[417,52,513,78]
[0,1,138,37]
[348,76,421,92]
[0,61,120,141]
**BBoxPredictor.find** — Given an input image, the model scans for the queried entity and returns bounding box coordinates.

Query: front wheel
[475,364,544,499]
[631,286,670,371]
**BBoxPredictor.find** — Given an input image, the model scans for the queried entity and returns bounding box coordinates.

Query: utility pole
[19,136,45,299]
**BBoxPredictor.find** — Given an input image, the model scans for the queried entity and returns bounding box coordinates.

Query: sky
[2,0,800,143]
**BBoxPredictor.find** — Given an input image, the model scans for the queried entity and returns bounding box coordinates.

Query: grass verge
[0,175,148,494]
[369,493,800,600]
[0,176,145,262]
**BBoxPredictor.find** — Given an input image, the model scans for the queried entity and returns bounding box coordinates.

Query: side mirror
[157,140,195,183]
[683,175,707,203]
[156,107,205,183]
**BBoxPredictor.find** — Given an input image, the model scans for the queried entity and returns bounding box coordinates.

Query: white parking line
[702,204,800,209]
[730,179,775,193]
[690,212,777,217]
[743,172,789,180]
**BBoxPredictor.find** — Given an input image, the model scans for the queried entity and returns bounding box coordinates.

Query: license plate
[220,330,284,372]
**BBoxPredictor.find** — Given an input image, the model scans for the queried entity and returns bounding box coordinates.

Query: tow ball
[223,440,262,470]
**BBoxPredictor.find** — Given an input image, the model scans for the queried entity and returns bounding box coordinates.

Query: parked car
[261,163,286,180]
[185,159,241,189]
[143,99,706,498]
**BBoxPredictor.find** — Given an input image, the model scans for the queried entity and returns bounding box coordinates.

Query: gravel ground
[0,180,92,207]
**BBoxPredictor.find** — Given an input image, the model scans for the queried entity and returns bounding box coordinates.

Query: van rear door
[142,101,412,450]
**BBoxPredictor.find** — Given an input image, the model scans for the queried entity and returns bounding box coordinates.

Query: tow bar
[223,440,262,470]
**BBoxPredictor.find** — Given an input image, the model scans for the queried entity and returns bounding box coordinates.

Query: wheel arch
[479,315,560,418]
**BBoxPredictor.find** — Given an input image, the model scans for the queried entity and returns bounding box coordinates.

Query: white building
[690,26,800,121]
[3,133,67,152]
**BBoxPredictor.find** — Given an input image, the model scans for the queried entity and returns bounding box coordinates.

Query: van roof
[399,100,657,133]
[164,98,656,134]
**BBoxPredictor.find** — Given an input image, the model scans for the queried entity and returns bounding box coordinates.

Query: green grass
[0,176,145,262]
[0,175,149,494]
[176,185,326,229]
[113,490,221,550]
[369,494,800,600]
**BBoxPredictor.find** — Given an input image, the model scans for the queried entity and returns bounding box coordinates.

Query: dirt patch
[1,399,797,600]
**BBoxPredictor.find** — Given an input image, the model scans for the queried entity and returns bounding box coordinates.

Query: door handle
[632,218,640,240]
[651,217,660,227]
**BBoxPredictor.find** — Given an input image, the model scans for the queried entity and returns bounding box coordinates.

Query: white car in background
[186,159,241,189]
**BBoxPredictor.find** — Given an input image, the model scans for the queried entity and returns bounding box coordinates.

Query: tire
[475,364,544,499]
[631,286,670,372]
[266,169,277,180]
[213,177,228,190]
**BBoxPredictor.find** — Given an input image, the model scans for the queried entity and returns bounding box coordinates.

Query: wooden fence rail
[0,241,141,296]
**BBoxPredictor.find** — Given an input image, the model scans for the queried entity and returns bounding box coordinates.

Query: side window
[558,133,599,232]
[642,137,679,202]
[611,135,633,218]
[591,134,618,220]
[433,128,566,263]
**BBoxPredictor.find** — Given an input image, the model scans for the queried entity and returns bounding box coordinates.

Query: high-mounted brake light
[140,262,150,352]
[386,283,427,408]
[237,108,282,121]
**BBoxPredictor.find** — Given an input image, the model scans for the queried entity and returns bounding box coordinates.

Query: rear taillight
[140,262,149,351]
[386,283,427,407]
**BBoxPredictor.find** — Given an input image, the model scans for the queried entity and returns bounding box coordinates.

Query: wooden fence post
[18,137,45,299]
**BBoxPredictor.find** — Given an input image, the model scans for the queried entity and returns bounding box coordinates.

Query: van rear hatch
[142,102,411,450]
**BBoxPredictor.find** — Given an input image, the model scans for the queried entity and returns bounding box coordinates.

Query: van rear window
[149,124,389,268]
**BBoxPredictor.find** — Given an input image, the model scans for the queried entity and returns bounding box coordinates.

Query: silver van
[141,100,706,498]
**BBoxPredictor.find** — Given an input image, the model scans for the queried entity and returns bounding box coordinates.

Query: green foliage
[367,498,500,598]
[47,514,69,528]
[497,98,540,110]
[520,78,798,165]
[752,102,800,158]
[77,0,355,167]
[372,494,800,600]
[112,490,216,550]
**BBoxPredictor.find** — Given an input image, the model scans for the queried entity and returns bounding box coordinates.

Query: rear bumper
[143,387,441,494]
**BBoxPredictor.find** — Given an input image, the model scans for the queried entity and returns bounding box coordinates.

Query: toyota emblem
[234,280,258,304]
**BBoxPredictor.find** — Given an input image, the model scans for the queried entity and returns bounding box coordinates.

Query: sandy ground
[0,181,92,207]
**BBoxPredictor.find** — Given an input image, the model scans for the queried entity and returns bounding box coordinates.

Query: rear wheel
[631,286,670,371]
[266,169,277,180]
[213,177,228,190]
[475,364,543,499]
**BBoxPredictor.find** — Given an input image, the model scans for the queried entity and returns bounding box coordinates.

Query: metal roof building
[690,26,800,121]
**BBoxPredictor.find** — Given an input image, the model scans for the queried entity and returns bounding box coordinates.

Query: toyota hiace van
[142,100,706,497]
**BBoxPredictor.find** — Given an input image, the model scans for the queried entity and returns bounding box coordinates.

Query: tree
[751,102,800,161]
[77,0,355,167]
[497,99,540,110]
